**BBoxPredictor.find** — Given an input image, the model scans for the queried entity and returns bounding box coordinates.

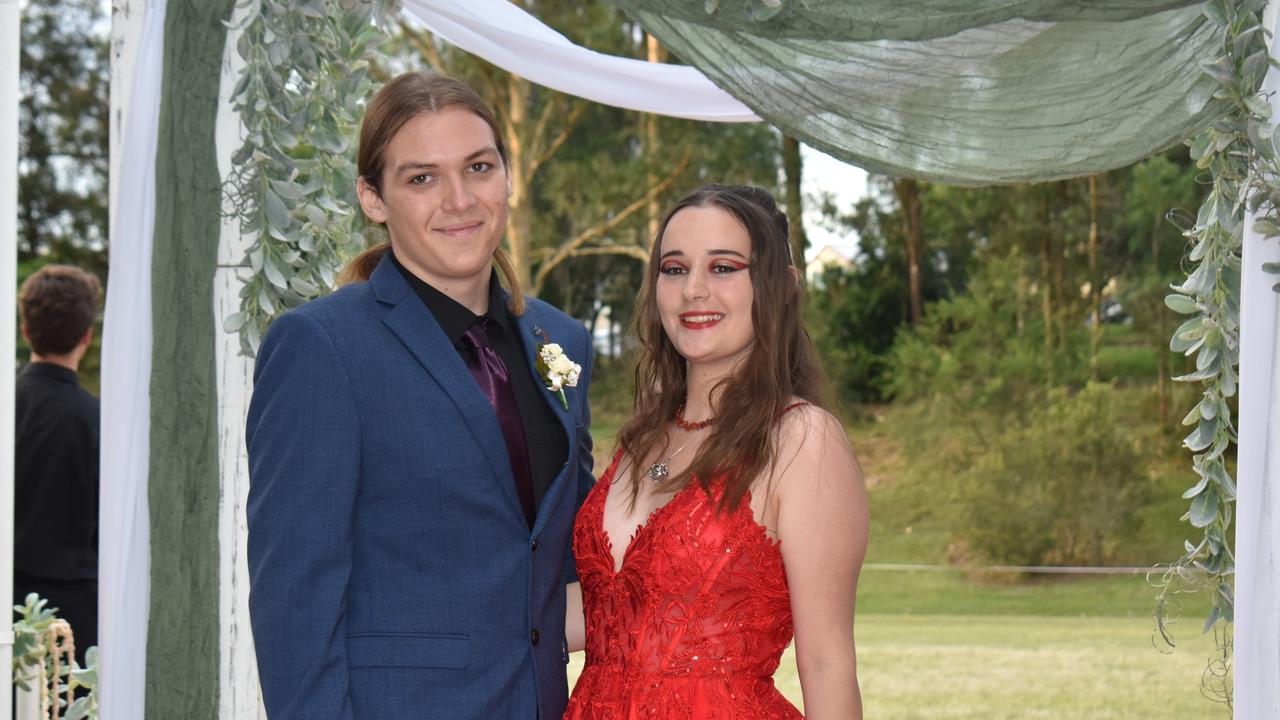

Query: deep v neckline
[598,454,697,575]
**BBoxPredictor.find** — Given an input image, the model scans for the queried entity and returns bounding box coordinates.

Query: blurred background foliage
[801,149,1211,568]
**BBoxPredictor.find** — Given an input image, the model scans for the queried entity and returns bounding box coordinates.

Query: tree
[782,135,808,273]
[18,0,109,275]
[1111,150,1204,423]
[811,147,1203,404]
[807,184,944,402]
[892,178,925,324]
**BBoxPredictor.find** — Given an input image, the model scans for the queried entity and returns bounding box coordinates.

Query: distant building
[805,245,854,288]
[590,304,638,359]
[591,304,616,357]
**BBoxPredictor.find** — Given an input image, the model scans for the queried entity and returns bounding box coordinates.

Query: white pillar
[1234,2,1280,717]
[212,2,267,716]
[0,0,22,716]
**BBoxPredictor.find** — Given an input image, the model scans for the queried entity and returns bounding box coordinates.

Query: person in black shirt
[15,264,102,666]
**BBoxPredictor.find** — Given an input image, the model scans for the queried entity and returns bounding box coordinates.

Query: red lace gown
[564,451,803,719]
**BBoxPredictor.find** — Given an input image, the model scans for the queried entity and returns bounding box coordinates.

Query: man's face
[357,107,509,293]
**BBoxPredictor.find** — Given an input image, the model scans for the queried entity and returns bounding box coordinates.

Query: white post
[213,2,267,716]
[0,0,22,717]
[1235,1,1280,716]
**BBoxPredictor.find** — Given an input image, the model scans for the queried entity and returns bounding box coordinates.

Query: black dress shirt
[392,255,568,512]
[15,362,100,581]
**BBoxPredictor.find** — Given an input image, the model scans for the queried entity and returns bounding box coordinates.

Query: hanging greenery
[12,594,98,720]
[1154,0,1272,701]
[222,0,397,356]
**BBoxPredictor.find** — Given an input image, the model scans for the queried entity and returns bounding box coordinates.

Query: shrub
[953,383,1153,566]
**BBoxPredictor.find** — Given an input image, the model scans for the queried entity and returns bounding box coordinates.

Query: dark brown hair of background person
[18,265,102,356]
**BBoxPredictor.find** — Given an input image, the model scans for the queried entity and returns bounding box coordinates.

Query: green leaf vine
[1154,0,1273,704]
[222,0,397,356]
[12,594,98,719]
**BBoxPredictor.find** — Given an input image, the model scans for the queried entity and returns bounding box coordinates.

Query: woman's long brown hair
[339,72,525,314]
[616,185,832,511]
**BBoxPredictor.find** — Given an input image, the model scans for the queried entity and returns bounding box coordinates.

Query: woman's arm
[565,581,586,653]
[775,406,869,719]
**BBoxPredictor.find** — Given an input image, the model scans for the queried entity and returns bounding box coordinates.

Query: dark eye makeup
[711,259,749,273]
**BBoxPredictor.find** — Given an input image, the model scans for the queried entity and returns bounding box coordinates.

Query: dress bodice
[564,451,802,719]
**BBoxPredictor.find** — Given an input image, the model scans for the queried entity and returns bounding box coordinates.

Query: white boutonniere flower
[535,339,581,409]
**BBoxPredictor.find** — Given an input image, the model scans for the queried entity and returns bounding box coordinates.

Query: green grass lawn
[569,614,1226,719]
[856,567,1210,619]
[825,614,1221,719]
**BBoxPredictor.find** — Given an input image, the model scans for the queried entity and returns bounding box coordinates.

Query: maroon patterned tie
[461,319,536,526]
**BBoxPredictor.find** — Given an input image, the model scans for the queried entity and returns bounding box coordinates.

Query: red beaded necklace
[674,404,715,431]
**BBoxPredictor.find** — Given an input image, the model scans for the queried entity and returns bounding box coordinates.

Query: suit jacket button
[531,629,540,645]
[531,539,539,552]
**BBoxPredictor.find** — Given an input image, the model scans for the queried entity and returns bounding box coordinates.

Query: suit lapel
[371,258,527,525]
[513,307,579,535]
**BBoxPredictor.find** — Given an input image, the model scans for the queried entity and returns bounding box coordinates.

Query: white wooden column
[1,0,23,714]
[1235,2,1280,717]
[213,2,267,716]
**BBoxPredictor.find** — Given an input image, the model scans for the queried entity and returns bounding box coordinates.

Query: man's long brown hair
[339,72,524,314]
[616,185,831,511]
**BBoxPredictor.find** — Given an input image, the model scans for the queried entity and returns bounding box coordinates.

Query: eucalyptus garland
[222,0,397,356]
[12,594,97,719]
[1153,0,1271,693]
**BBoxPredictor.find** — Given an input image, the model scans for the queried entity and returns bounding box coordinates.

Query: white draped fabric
[1234,7,1280,718]
[398,0,758,122]
[99,1,166,718]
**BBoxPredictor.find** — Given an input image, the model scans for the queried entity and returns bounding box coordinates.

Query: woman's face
[655,205,755,377]
[356,107,509,291]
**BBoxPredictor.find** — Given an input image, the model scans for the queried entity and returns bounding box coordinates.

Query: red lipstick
[679,311,725,330]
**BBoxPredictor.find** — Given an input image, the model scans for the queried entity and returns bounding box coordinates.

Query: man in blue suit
[246,72,594,719]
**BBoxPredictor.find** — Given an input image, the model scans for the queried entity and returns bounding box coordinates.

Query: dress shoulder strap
[601,447,626,484]
[780,401,809,417]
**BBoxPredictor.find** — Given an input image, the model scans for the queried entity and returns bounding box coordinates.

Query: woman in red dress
[564,185,868,719]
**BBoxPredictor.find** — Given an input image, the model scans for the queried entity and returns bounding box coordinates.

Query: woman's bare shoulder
[774,401,862,496]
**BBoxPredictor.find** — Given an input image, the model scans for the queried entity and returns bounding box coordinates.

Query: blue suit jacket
[246,256,594,719]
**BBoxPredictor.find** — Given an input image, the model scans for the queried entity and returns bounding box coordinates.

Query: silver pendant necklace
[646,441,691,483]
[647,401,715,483]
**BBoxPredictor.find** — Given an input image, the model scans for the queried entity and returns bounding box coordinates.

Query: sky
[800,143,868,263]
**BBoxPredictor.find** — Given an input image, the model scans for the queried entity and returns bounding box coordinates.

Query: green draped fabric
[147,0,234,716]
[614,0,1228,184]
